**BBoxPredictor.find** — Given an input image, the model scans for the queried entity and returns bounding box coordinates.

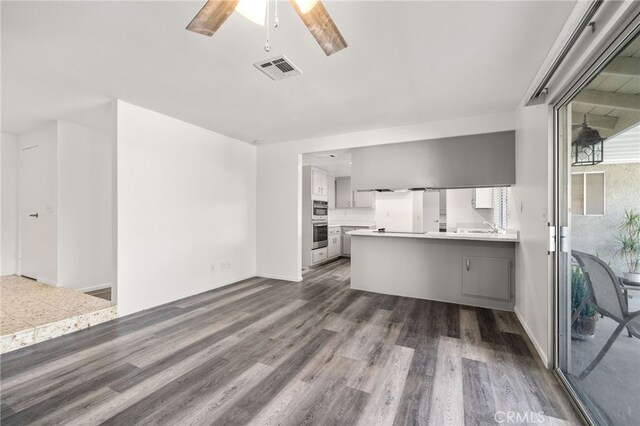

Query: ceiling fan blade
[290,0,347,56]
[186,0,239,37]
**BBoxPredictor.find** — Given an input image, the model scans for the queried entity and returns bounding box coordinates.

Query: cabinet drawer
[462,256,511,301]
[312,248,328,264]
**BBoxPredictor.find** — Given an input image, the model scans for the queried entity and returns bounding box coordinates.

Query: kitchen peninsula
[349,230,518,310]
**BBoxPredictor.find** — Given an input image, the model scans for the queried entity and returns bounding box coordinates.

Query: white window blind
[493,188,508,229]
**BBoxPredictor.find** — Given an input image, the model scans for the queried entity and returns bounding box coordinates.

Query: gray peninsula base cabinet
[350,232,516,310]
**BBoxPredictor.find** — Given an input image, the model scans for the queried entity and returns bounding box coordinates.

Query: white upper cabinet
[353,190,375,208]
[311,167,328,200]
[336,177,352,208]
[335,177,375,209]
[327,175,336,209]
[473,188,494,209]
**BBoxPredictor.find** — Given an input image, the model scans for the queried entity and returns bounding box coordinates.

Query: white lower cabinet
[462,256,511,301]
[312,248,328,264]
[328,229,341,259]
[342,227,356,256]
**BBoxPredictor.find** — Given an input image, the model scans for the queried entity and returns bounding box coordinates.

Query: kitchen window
[493,187,508,229]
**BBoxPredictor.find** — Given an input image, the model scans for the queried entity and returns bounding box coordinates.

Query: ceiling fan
[186,0,347,56]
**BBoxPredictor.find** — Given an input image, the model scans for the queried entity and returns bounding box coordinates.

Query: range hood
[370,185,510,192]
[372,188,426,192]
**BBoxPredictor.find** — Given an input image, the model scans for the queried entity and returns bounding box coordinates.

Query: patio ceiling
[572,36,640,146]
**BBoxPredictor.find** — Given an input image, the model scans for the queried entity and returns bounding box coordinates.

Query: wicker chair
[571,250,640,379]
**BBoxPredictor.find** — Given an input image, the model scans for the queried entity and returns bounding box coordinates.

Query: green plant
[571,266,596,317]
[616,209,640,274]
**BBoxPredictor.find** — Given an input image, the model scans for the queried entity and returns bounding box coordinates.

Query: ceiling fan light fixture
[294,0,319,13]
[235,0,267,25]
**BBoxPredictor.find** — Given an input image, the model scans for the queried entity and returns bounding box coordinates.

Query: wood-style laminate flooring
[0,259,579,425]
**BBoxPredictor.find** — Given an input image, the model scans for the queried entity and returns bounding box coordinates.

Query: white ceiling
[602,124,640,164]
[572,33,640,140]
[2,1,576,143]
[302,149,352,176]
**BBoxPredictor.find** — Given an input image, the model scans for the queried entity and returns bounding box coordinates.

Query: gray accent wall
[351,131,515,191]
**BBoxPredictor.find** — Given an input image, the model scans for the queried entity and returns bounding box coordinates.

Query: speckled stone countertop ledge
[347,229,519,243]
[0,275,117,354]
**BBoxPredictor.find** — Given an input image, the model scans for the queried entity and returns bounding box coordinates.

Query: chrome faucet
[484,221,502,233]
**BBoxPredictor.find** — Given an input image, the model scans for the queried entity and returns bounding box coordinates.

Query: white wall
[117,101,256,316]
[512,103,553,366]
[18,123,58,285]
[1,133,19,275]
[257,111,516,281]
[330,208,376,225]
[57,121,112,291]
[375,192,414,232]
[11,120,114,289]
[445,188,494,231]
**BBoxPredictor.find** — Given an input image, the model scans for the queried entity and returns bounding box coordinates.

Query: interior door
[19,145,41,279]
[422,191,440,232]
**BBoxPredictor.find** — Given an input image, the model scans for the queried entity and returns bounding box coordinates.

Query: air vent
[254,55,302,80]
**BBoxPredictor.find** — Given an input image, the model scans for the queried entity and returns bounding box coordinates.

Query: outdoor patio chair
[571,250,640,380]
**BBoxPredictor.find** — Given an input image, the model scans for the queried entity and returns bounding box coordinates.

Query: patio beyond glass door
[556,32,640,425]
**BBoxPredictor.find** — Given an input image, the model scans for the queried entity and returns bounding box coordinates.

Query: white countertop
[328,223,376,228]
[347,229,519,243]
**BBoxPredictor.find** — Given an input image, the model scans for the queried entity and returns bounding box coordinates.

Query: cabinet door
[353,191,375,208]
[327,176,336,209]
[335,177,352,208]
[473,188,493,209]
[312,248,328,264]
[318,169,328,196]
[328,236,340,258]
[342,228,353,255]
[311,168,328,201]
[312,168,320,196]
[462,257,511,301]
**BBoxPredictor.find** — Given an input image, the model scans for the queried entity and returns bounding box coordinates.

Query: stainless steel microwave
[312,200,328,221]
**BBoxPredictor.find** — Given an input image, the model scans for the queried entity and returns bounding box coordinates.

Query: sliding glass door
[555,30,640,425]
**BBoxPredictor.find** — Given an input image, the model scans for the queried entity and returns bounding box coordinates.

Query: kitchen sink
[457,229,496,234]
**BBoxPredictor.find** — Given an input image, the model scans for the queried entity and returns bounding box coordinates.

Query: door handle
[466,259,470,271]
[29,213,39,218]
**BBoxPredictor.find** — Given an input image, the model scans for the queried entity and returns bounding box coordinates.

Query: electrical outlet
[210,264,216,273]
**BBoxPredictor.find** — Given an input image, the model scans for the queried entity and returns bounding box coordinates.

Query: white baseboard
[224,274,257,286]
[76,283,112,293]
[257,273,303,282]
[116,273,257,318]
[514,306,549,368]
[37,278,57,286]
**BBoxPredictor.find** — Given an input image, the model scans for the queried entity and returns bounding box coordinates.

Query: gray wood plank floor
[0,259,579,425]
